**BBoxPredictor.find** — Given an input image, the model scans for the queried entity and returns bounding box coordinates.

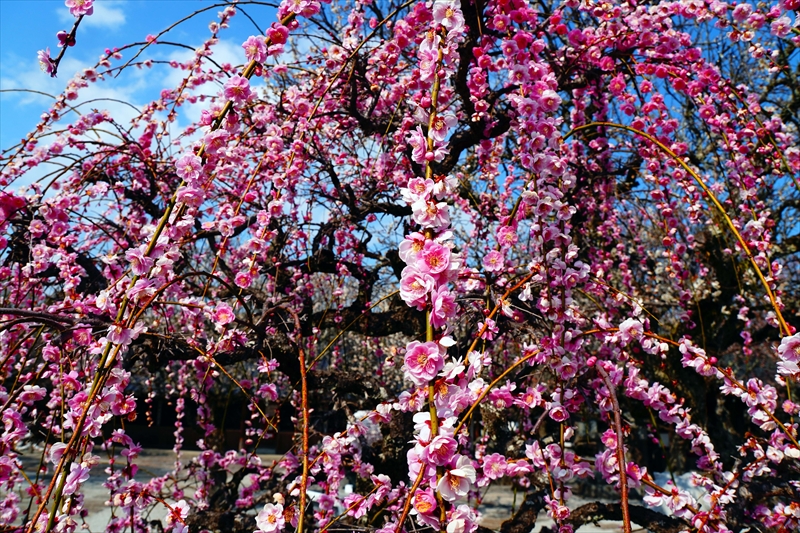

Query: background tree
[1,0,799,532]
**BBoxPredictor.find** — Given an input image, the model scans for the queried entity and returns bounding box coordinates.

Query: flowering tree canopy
[2,0,800,532]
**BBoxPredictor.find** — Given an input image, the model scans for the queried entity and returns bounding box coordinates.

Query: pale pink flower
[125,246,154,276]
[482,250,504,273]
[437,455,476,501]
[242,35,267,63]
[482,453,507,480]
[37,48,55,76]
[176,153,203,183]
[224,75,252,105]
[411,199,450,229]
[430,286,457,329]
[62,463,90,495]
[214,303,235,326]
[429,114,457,143]
[404,340,445,385]
[432,0,465,36]
[256,503,286,533]
[166,500,190,533]
[65,0,94,17]
[401,178,434,204]
[422,435,458,466]
[399,232,427,263]
[418,241,450,275]
[400,266,435,309]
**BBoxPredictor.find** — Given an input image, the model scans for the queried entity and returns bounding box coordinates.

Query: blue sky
[0,0,277,152]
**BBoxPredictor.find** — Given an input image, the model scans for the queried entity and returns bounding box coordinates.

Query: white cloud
[58,0,126,30]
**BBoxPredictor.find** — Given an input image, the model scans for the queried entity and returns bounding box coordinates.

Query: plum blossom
[256,503,286,533]
[418,241,451,275]
[429,114,457,142]
[432,0,465,36]
[777,333,800,376]
[166,500,190,533]
[430,286,457,329]
[65,0,94,17]
[176,153,203,183]
[242,35,267,63]
[422,435,458,465]
[437,455,476,501]
[37,48,55,76]
[62,463,90,495]
[224,75,252,105]
[400,266,436,309]
[482,250,505,273]
[404,341,445,385]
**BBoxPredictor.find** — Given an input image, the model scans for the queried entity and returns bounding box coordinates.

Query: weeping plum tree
[1,0,800,532]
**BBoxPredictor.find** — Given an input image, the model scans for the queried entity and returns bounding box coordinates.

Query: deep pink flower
[404,340,445,386]
[267,24,290,45]
[214,303,235,326]
[57,30,76,47]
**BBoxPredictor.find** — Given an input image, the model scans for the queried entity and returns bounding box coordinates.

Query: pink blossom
[62,463,90,495]
[175,185,205,207]
[176,153,203,183]
[430,286,457,329]
[437,455,476,501]
[404,340,445,386]
[400,266,435,309]
[125,246,154,276]
[418,241,450,275]
[256,503,286,533]
[401,178,434,204]
[422,435,458,466]
[214,303,235,325]
[432,0,465,36]
[777,333,800,376]
[412,487,438,518]
[482,250,504,273]
[411,199,450,229]
[242,36,268,63]
[57,30,75,47]
[399,232,427,263]
[166,500,190,533]
[429,114,457,143]
[482,453,507,480]
[617,318,644,343]
[65,0,94,17]
[267,24,290,45]
[37,48,55,76]
[224,75,252,105]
